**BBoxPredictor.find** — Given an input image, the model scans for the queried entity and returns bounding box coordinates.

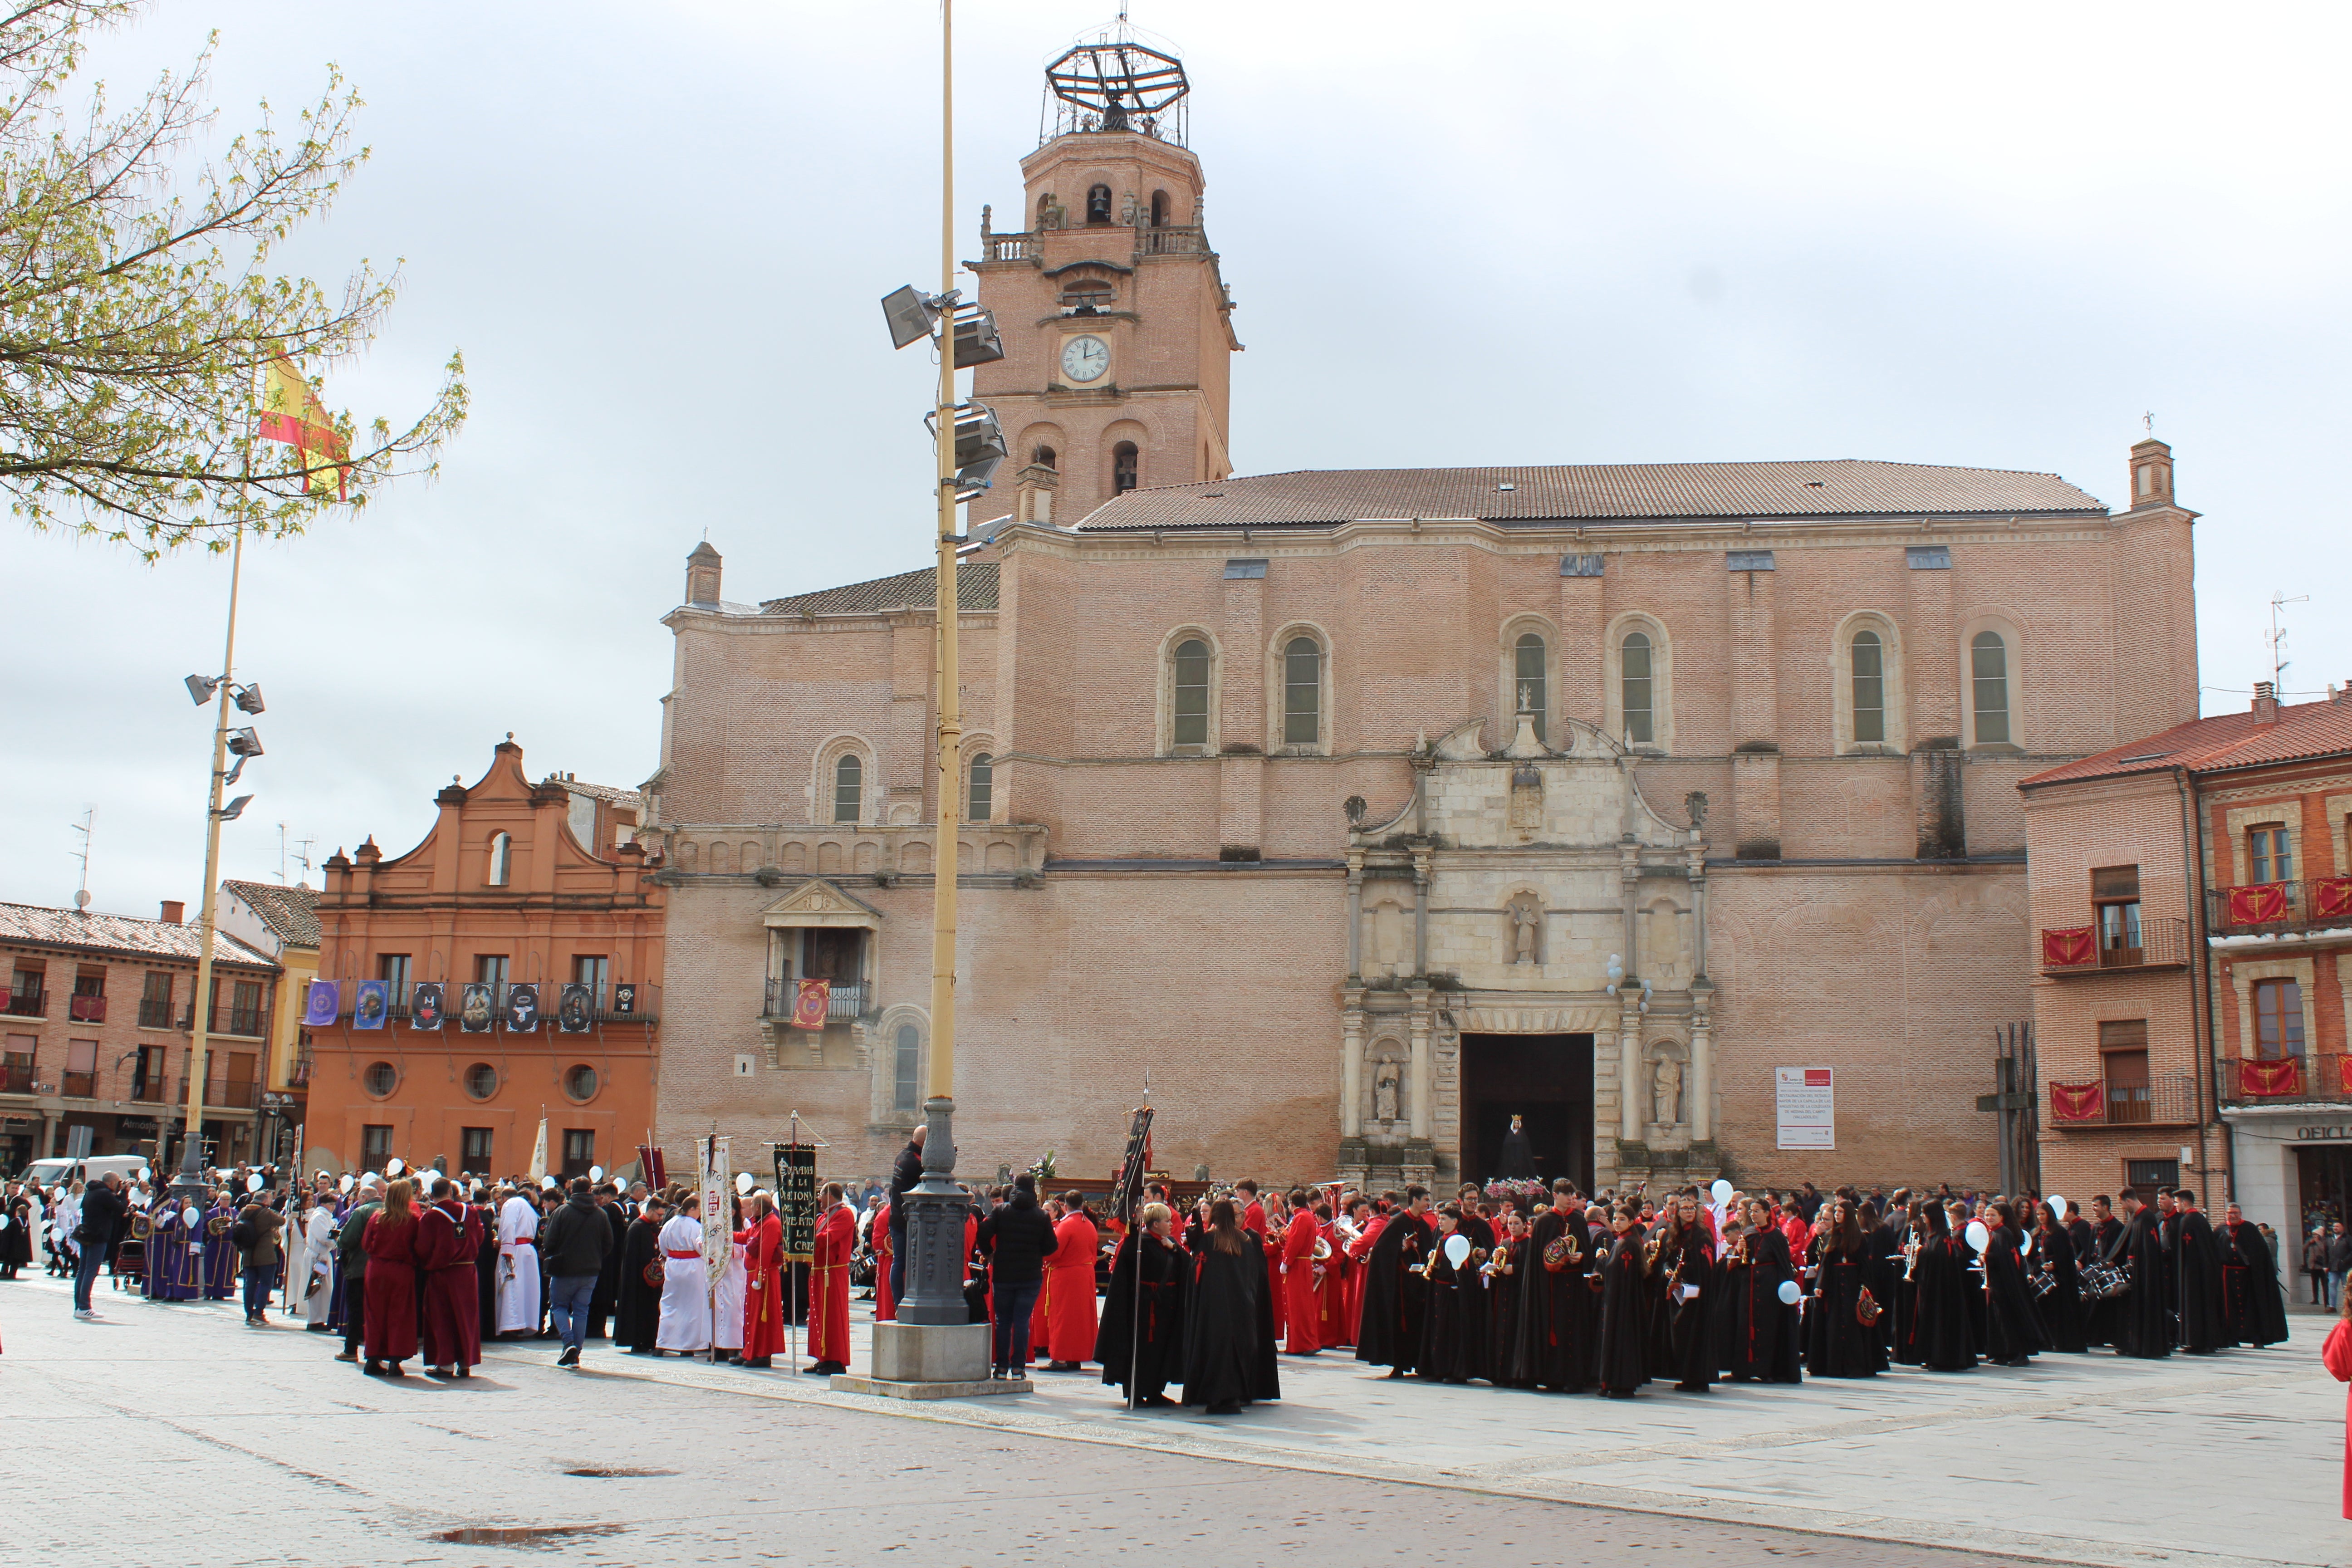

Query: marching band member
[805,1181,855,1376]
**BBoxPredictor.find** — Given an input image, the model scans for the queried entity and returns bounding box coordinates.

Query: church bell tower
[967,29,1241,533]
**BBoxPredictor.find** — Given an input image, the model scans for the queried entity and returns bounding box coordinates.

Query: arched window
[1852,629,1885,744]
[1150,189,1171,227]
[1970,631,2010,745]
[1621,632,1654,745]
[1033,445,1057,470]
[967,753,993,822]
[1172,638,1211,750]
[1086,183,1112,224]
[1035,192,1054,229]
[833,754,862,823]
[1514,632,1547,743]
[486,832,512,887]
[1283,637,1322,745]
[1112,442,1139,495]
[893,1023,922,1112]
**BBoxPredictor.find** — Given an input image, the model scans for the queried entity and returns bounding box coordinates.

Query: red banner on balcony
[2041,926,2096,967]
[790,978,830,1031]
[2049,1081,2106,1123]
[2225,883,2290,924]
[2239,1057,2303,1098]
[2316,877,2352,922]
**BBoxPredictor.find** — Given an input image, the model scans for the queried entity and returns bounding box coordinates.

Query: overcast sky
[7,1,2346,921]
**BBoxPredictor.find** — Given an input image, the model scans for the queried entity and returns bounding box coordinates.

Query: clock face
[1059,334,1110,384]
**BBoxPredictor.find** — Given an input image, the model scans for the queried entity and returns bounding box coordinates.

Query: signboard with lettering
[1775,1066,1835,1150]
[775,1142,818,1263]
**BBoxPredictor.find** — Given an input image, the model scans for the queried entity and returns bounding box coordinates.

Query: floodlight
[185,674,220,706]
[217,794,253,822]
[881,284,946,350]
[923,402,1009,498]
[232,684,265,715]
[227,728,264,759]
[952,303,1004,367]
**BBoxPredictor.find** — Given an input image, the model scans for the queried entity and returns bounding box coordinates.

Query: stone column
[1408,1007,1433,1143]
[1618,839,1641,981]
[1688,993,1714,1144]
[1411,847,1433,979]
[1341,1008,1365,1140]
[1617,1008,1643,1144]
[1344,849,1364,980]
[1686,841,1709,980]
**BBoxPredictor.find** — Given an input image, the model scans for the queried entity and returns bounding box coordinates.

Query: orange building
[306,740,662,1180]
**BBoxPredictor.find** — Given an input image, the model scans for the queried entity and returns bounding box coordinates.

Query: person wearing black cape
[1485,1211,1528,1387]
[1859,1199,1902,1362]
[1417,1206,1485,1383]
[1908,1201,1975,1371]
[1884,1198,1922,1367]
[2111,1191,2173,1358]
[2083,1195,2127,1348]
[1593,1205,1652,1398]
[1806,1199,1887,1377]
[2219,1200,2289,1348]
[1981,1201,2048,1368]
[1659,1193,1714,1393]
[1098,1203,1187,1407]
[1495,1114,1538,1181]
[1512,1182,1592,1392]
[2171,1189,2228,1354]
[586,1182,626,1340]
[1719,1200,1801,1382]
[1354,1186,1432,1379]
[1180,1198,1280,1414]
[2031,1200,2087,1353]
[614,1195,666,1353]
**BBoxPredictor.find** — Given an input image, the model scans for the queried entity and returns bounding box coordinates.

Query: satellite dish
[1710,1179,1733,1205]
[1443,1233,1472,1269]
[246,1173,264,1193]
[734,1171,753,1195]
[1776,1279,1801,1305]
[589,1165,604,1184]
[74,889,90,909]
[386,1157,405,1177]
[1965,1220,1990,1254]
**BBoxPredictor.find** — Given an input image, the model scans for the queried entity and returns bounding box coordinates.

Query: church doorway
[1459,1033,1592,1192]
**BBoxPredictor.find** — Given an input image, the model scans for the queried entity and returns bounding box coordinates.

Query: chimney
[685,542,722,607]
[2128,438,2175,508]
[2252,681,2280,724]
[159,899,185,925]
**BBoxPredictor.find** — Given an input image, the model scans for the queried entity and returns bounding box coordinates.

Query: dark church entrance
[1460,1033,1592,1192]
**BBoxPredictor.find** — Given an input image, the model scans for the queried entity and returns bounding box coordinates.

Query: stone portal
[1458,1033,1592,1191]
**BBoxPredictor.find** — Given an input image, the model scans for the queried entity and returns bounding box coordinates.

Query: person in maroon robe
[805,1183,855,1375]
[1281,1193,1322,1354]
[736,1191,786,1368]
[361,1179,423,1377]
[416,1176,485,1378]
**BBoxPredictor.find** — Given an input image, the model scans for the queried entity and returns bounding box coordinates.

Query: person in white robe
[297,1198,338,1328]
[713,1220,747,1358]
[655,1209,711,1353]
[496,1192,543,1336]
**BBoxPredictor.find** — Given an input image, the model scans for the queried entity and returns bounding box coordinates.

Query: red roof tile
[0,901,278,968]
[2021,696,2352,789]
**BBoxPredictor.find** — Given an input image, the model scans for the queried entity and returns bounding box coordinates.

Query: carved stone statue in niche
[1507,895,1542,966]
[1652,1055,1684,1127]
[1372,1059,1402,1126]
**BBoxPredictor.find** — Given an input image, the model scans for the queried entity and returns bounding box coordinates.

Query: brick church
[641,37,2199,1195]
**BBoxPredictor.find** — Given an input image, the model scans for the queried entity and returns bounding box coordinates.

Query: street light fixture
[880,287,1006,368]
[924,402,1010,497]
[232,684,265,715]
[185,674,220,706]
[216,795,252,822]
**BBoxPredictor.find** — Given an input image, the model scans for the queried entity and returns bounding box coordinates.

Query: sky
[5,1,2347,921]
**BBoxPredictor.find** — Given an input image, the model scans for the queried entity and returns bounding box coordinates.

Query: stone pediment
[759,879,882,930]
[1358,715,1690,851]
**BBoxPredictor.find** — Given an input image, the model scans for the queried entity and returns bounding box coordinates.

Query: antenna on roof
[294,836,316,888]
[2269,592,2309,689]
[69,807,93,911]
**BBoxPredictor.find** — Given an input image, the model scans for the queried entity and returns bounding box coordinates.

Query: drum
[2080,1262,2129,1300]
[2030,1268,2057,1299]
[643,1256,666,1289]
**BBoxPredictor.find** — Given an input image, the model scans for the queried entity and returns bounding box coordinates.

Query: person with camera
[71,1171,124,1321]
[232,1192,285,1326]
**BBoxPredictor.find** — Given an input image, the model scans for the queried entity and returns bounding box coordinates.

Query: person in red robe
[1027,1195,1058,1365]
[1315,1203,1352,1348]
[1347,1197,1389,1344]
[805,1182,855,1375]
[737,1192,787,1367]
[871,1201,896,1323]
[2325,1299,2352,1519]
[1041,1192,1101,1370]
[360,1178,422,1377]
[416,1176,484,1378]
[1281,1191,1322,1353]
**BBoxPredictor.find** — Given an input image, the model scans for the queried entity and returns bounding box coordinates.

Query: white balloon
[386,1157,405,1177]
[1443,1233,1473,1268]
[541,1175,558,1191]
[1776,1279,1801,1305]
[137,1166,152,1181]
[246,1173,264,1194]
[2047,1194,2068,1221]
[2018,1229,2033,1255]
[1710,1179,1733,1205]
[182,1204,200,1228]
[734,1171,753,1195]
[0,1214,10,1230]
[1965,1220,1990,1254]
[338,1174,356,1195]
[589,1165,604,1184]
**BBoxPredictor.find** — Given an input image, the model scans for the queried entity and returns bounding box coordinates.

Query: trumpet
[1902,1237,1921,1281]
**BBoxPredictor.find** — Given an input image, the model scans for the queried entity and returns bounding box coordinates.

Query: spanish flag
[256,355,350,500]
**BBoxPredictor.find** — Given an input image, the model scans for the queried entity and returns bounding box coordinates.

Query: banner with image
[352,980,388,1030]
[302,980,340,1028]
[459,983,495,1033]
[698,1136,732,1286]
[505,982,540,1033]
[411,982,445,1031]
[557,983,592,1033]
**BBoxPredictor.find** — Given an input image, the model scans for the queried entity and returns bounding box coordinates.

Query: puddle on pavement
[430,1524,623,1548]
[563,1466,677,1477]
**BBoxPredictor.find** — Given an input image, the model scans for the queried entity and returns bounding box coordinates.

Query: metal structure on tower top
[1040,22,1190,147]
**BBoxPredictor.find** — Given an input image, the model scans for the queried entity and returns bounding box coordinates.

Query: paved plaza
[2,1273,2339,1568]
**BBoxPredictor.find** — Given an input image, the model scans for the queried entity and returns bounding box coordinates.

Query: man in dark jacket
[887,1125,926,1308]
[73,1172,126,1320]
[974,1173,1056,1379]
[542,1177,613,1367]
[233,1199,286,1326]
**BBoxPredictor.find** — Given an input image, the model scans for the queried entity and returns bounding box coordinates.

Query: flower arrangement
[1482,1177,1546,1206]
[1027,1149,1058,1183]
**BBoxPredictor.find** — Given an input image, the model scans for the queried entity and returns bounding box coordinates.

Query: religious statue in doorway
[1509,896,1541,965]
[1496,1114,1536,1180]
[1373,1060,1401,1126]
[1652,1056,1684,1127]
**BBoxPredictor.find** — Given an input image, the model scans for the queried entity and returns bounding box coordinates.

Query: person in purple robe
[145,1200,201,1302]
[202,1193,240,1299]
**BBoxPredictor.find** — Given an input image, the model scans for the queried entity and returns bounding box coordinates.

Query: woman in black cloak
[1485,1212,1528,1387]
[1908,1200,1975,1372]
[1719,1199,1802,1383]
[1641,1205,1682,1382]
[2031,1199,2088,1353]
[1888,1201,1926,1366]
[1098,1202,1187,1407]
[1660,1193,1715,1393]
[1417,1207,1485,1383]
[1805,1199,1887,1377]
[1593,1206,1652,1399]
[1181,1198,1280,1415]
[2220,1203,2290,1348]
[1981,1200,2049,1368]
[1353,1191,1431,1378]
[614,1196,665,1354]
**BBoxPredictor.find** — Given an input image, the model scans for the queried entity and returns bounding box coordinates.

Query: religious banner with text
[698,1136,732,1286]
[2225,883,2290,925]
[1108,1107,1154,1225]
[775,1143,818,1263]
[790,978,830,1032]
[2048,1082,2106,1123]
[352,980,388,1031]
[410,982,445,1031]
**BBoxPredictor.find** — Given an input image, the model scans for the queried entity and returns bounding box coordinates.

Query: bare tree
[0,1,466,556]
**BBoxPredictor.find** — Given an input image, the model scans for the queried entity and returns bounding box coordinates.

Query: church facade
[640,54,2201,1194]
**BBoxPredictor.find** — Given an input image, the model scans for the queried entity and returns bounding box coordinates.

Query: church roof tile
[760,562,1000,617]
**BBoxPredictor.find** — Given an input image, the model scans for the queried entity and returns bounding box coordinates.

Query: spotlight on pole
[880,284,1004,368]
[232,684,265,715]
[216,795,253,822]
[226,728,264,760]
[881,284,944,351]
[185,674,220,706]
[923,402,1009,498]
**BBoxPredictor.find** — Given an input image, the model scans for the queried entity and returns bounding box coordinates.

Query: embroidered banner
[2041,926,2096,967]
[698,1135,732,1286]
[352,979,388,1031]
[2340,1056,2352,1097]
[2048,1082,2106,1122]
[2239,1057,2303,1098]
[556,982,592,1033]
[2225,883,2290,924]
[410,981,444,1031]
[505,982,540,1034]
[2315,877,2352,921]
[302,980,340,1028]
[790,977,831,1031]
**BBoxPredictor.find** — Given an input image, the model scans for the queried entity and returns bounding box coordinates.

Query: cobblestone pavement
[1,1273,2334,1568]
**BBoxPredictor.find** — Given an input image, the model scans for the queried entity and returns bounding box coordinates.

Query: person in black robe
[2084,1196,2127,1348]
[1981,1203,2048,1367]
[1859,1200,1902,1361]
[1806,1200,1886,1377]
[1098,1205,1188,1407]
[1884,1200,1923,1366]
[1719,1202,1802,1382]
[1593,1207,1652,1397]
[614,1197,667,1353]
[1485,1213,1528,1386]
[1417,1207,1487,1383]
[1639,1210,1680,1382]
[1512,1186,1592,1392]
[1180,1199,1280,1414]
[1495,1115,1538,1181]
[2219,1202,2289,1348]
[1660,1195,1714,1392]
[586,1185,627,1339]
[2171,1190,2227,1354]
[2112,1192,2173,1359]
[472,1194,500,1339]
[1353,1188,1431,1378]
[1908,1201,1975,1371]
[2031,1200,2087,1353]
[2063,1200,2096,1267]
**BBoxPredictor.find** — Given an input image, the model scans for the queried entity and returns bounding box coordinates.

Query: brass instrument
[1902,1237,1922,1281]
[1480,1241,1512,1279]
[1311,1237,1333,1263]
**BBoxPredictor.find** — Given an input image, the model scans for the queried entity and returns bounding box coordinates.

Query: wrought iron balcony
[137,997,176,1029]
[2,988,48,1018]
[762,976,867,1021]
[2040,916,2189,975]
[2216,1052,2348,1107]
[0,1062,33,1094]
[61,1070,95,1098]
[2207,878,2352,939]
